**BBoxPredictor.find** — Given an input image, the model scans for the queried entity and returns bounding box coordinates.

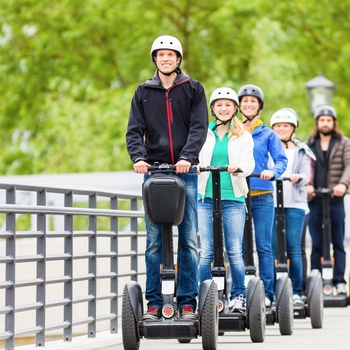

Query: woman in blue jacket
[238,85,287,307]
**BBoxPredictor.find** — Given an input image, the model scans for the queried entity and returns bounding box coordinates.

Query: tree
[0,0,349,175]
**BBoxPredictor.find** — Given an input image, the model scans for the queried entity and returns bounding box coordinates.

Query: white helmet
[270,108,299,127]
[210,87,239,106]
[150,35,183,63]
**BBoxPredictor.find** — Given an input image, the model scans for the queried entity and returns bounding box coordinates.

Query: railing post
[88,193,97,338]
[36,189,47,346]
[4,187,16,350]
[110,195,118,333]
[130,197,139,282]
[64,192,73,342]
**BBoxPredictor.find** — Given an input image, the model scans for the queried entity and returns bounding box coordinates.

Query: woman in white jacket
[198,87,255,312]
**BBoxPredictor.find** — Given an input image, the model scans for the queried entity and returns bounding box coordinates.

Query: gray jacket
[290,139,316,202]
[307,133,350,193]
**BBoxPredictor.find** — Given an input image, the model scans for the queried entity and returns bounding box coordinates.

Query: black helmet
[314,105,337,120]
[238,84,264,110]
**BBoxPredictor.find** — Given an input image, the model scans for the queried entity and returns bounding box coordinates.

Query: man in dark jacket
[126,35,208,319]
[306,105,350,295]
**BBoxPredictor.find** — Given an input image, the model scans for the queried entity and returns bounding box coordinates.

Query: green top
[199,122,244,202]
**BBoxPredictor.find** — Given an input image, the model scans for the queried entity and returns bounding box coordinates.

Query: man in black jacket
[126,35,208,319]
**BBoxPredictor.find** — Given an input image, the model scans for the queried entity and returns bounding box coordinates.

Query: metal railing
[0,181,146,350]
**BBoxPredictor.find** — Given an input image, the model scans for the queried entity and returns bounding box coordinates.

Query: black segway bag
[142,174,186,226]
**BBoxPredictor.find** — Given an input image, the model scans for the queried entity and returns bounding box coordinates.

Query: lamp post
[305,73,336,114]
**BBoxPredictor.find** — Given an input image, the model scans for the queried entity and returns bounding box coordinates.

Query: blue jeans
[308,199,346,285]
[251,193,275,301]
[198,198,246,299]
[272,208,305,296]
[144,169,199,310]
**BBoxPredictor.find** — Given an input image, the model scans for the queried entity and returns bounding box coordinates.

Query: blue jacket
[250,124,287,191]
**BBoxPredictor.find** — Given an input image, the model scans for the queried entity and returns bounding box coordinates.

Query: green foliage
[0,0,349,175]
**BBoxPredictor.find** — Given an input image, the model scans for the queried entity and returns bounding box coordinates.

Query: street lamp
[305,73,336,114]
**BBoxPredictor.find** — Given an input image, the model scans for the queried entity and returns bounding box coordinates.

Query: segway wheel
[309,273,323,329]
[201,281,218,350]
[122,284,140,350]
[278,277,294,335]
[248,278,266,343]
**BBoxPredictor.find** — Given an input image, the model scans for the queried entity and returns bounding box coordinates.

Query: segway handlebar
[248,174,301,183]
[199,166,243,173]
[248,173,264,178]
[313,187,332,195]
[146,162,196,173]
[147,163,177,172]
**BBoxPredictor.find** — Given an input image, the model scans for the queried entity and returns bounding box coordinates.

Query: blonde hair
[228,116,245,138]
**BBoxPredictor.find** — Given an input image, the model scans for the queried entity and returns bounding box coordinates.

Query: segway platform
[314,188,349,308]
[200,166,266,343]
[122,164,218,350]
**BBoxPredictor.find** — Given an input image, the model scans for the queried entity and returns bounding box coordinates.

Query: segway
[246,174,293,336]
[313,188,349,308]
[275,178,323,329]
[200,166,265,343]
[122,163,218,350]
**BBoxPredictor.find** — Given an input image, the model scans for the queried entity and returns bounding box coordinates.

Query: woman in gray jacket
[270,108,316,306]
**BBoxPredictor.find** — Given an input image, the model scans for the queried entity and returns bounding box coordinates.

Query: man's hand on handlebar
[133,160,150,174]
[175,159,191,173]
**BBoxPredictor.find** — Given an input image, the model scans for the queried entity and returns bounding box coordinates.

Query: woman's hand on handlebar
[305,184,315,197]
[289,174,301,183]
[227,164,239,175]
[260,170,274,180]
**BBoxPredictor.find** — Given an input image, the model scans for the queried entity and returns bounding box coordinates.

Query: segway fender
[125,280,143,321]
[198,279,215,318]
[275,275,288,306]
[307,269,322,301]
[246,276,261,308]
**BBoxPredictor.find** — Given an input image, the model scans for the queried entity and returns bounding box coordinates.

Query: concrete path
[21,305,348,350]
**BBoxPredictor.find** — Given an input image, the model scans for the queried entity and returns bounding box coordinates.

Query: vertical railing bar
[130,196,139,282]
[4,187,16,350]
[110,195,118,333]
[36,189,47,347]
[63,192,73,342]
[88,193,97,338]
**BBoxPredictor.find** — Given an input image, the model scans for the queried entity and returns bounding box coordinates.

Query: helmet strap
[281,139,291,148]
[212,111,237,131]
[241,110,259,123]
[154,53,182,76]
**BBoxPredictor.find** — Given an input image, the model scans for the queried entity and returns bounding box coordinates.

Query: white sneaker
[336,283,347,295]
[229,295,246,312]
[293,294,304,307]
[228,299,235,309]
[265,297,271,308]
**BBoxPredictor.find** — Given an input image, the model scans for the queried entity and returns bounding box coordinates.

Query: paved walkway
[17,306,350,350]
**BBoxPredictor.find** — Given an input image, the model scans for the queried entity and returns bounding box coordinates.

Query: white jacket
[198,129,255,198]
